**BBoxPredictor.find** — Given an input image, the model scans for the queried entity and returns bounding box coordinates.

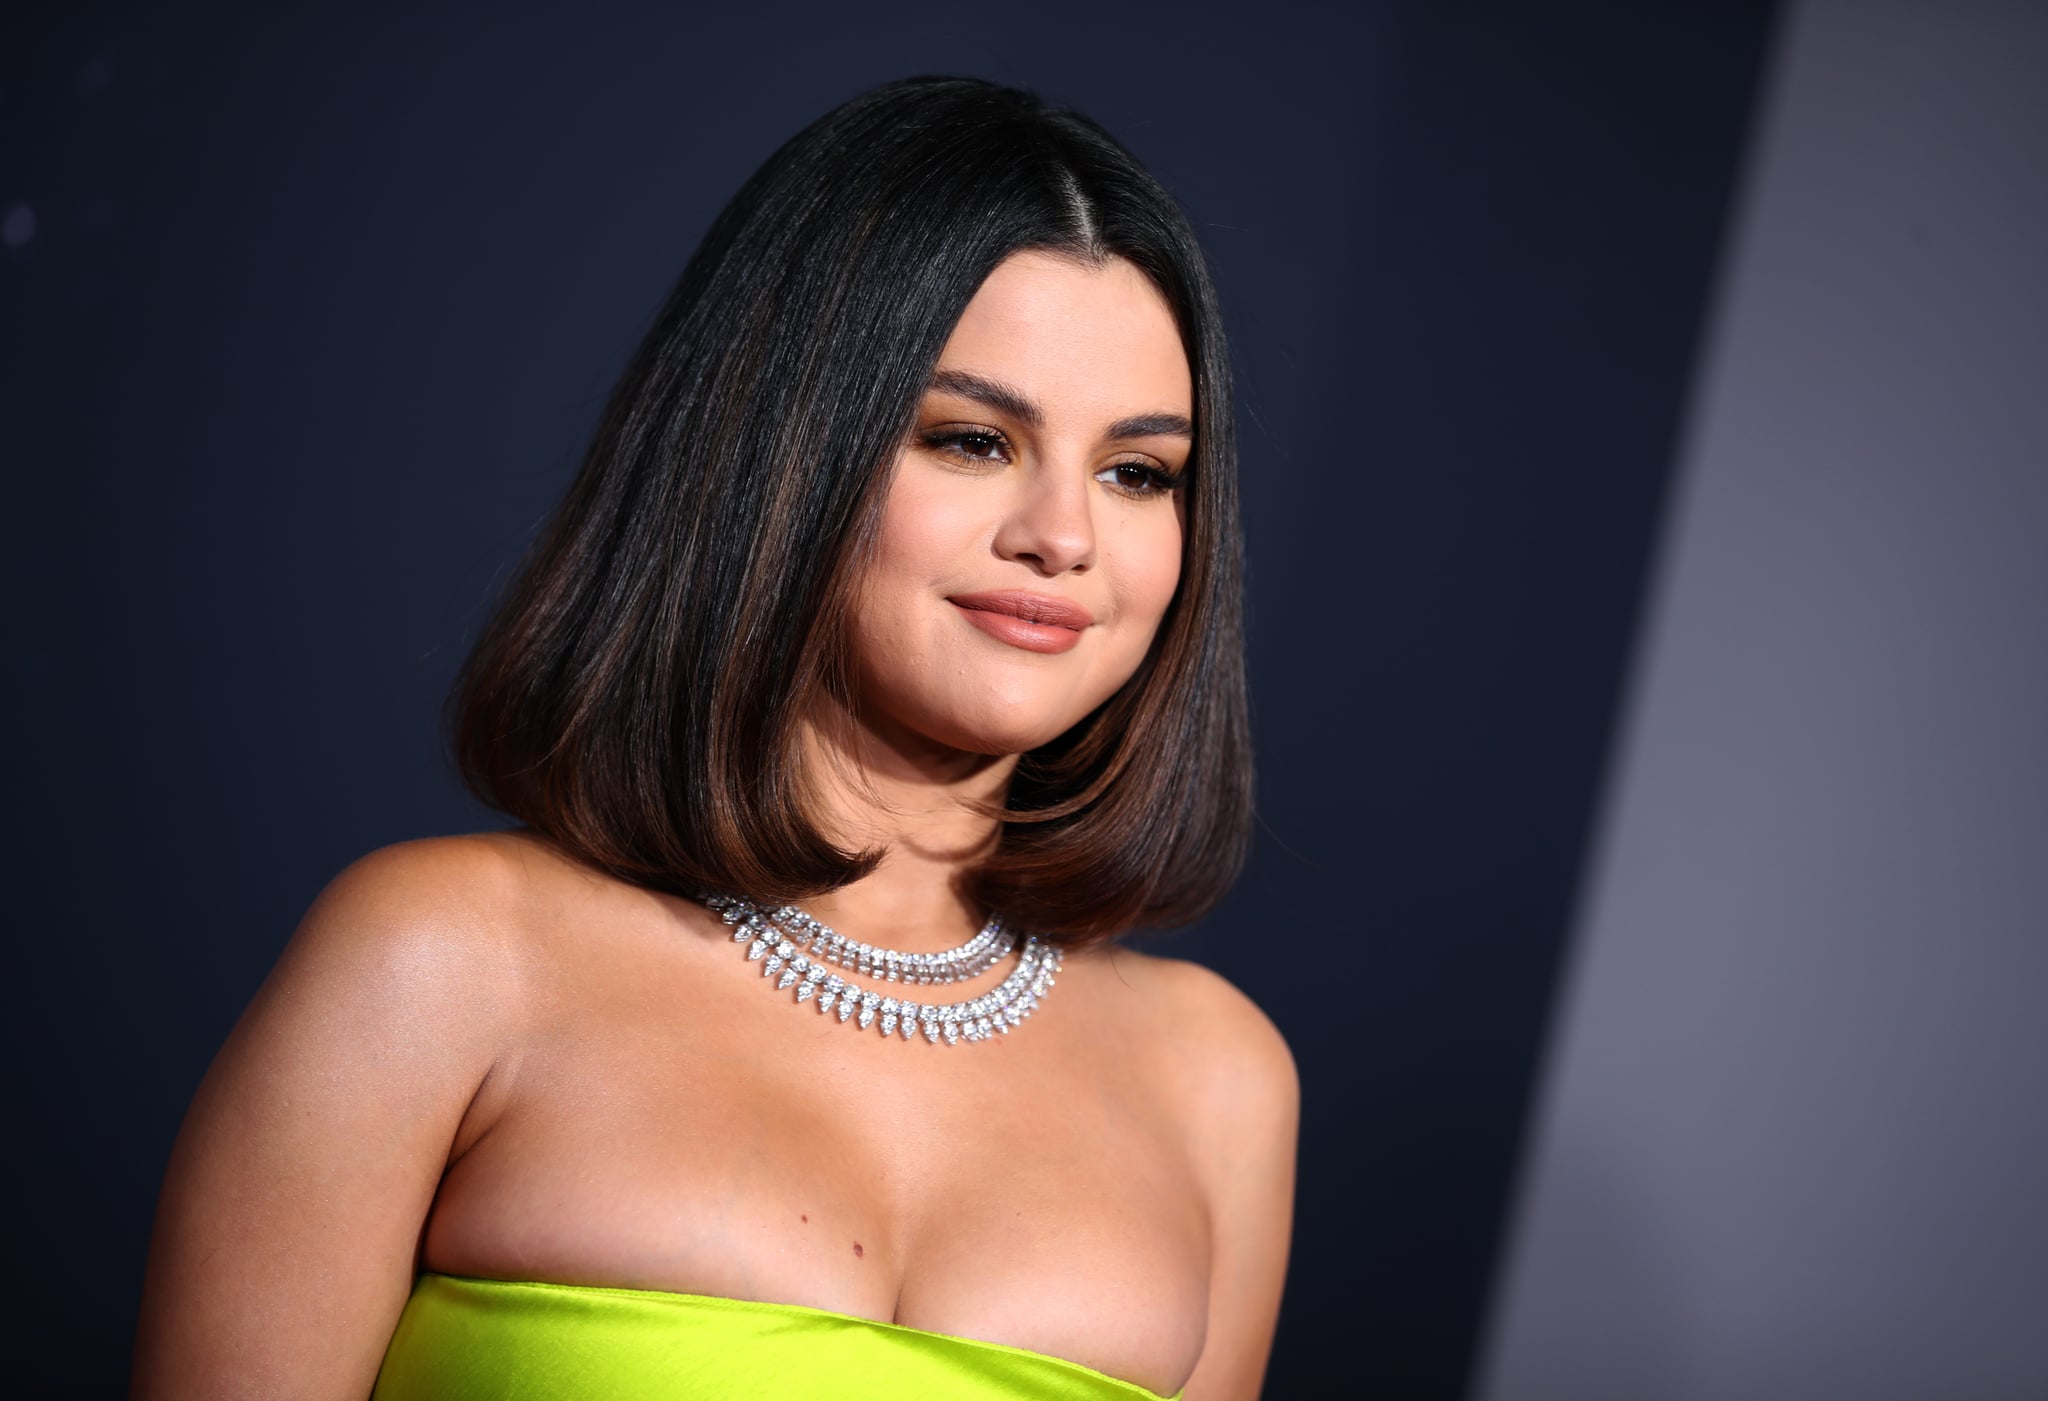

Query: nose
[992,459,1096,576]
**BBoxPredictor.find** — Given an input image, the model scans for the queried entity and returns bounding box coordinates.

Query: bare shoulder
[1088,947,1299,1141]
[1083,948,1298,1400]
[262,830,583,1063]
[303,829,541,940]
[132,831,568,1394]
[291,830,565,978]
[1097,947,1296,1073]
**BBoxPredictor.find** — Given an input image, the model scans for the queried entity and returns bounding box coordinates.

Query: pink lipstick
[947,591,1094,655]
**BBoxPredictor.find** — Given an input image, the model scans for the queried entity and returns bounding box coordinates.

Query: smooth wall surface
[1479,2,2048,1396]
[5,5,1774,1394]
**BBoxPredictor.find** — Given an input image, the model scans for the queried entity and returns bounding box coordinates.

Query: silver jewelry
[703,894,1061,1047]
[738,901,1012,986]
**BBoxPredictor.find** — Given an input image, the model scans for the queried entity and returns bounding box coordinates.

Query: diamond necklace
[737,900,1012,985]
[703,894,1062,1047]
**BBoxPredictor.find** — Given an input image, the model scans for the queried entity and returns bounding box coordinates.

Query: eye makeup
[916,426,1185,500]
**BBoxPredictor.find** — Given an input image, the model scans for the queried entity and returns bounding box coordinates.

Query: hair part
[447,76,1251,945]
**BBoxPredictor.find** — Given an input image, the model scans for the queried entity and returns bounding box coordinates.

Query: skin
[133,251,1298,1401]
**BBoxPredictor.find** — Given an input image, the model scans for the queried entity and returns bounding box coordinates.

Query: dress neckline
[417,1271,1183,1400]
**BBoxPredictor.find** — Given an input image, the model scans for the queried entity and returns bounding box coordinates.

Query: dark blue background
[5,4,1775,1394]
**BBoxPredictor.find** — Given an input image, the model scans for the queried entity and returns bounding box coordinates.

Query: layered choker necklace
[701,894,1061,1048]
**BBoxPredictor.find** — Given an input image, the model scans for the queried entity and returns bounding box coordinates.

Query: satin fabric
[371,1272,1182,1400]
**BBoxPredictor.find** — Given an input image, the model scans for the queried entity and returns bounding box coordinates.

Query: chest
[420,941,1212,1395]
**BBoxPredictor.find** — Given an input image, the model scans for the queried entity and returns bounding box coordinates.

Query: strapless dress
[370,1272,1183,1400]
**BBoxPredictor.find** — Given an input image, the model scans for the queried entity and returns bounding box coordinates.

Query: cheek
[848,465,989,684]
[870,466,988,588]
[1112,512,1186,637]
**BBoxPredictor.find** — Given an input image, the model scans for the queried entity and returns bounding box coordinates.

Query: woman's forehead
[930,252,1192,428]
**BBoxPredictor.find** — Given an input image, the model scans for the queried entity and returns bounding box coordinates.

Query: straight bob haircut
[448,75,1251,945]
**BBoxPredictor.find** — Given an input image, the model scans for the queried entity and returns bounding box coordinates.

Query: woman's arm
[132,838,525,1401]
[1144,957,1300,1401]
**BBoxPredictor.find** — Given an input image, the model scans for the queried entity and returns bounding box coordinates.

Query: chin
[930,712,1078,759]
[893,688,1102,759]
[854,655,1132,760]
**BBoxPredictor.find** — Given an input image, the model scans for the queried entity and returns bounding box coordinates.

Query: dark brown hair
[447,76,1250,944]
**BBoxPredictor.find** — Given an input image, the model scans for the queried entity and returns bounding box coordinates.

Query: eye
[1095,460,1183,500]
[922,427,1012,466]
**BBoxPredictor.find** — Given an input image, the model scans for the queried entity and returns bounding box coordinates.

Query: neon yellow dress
[370,1273,1183,1400]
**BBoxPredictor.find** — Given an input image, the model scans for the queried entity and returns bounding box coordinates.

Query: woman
[134,76,1296,1401]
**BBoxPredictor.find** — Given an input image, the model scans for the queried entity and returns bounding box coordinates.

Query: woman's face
[848,249,1193,758]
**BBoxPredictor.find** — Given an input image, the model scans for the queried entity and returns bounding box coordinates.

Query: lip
[948,591,1094,655]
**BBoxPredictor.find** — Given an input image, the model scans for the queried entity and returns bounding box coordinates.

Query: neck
[792,698,1019,954]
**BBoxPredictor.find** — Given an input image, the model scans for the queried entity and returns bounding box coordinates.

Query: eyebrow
[926,368,1194,441]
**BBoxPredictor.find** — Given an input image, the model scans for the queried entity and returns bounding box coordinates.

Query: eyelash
[919,428,1184,500]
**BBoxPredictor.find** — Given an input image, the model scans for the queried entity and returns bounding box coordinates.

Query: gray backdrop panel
[1478,2,2048,1396]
